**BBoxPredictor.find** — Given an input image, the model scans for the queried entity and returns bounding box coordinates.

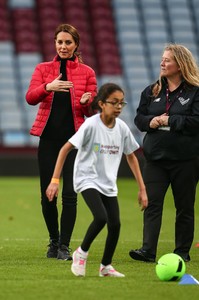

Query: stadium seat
[11,8,40,52]
[1,0,199,147]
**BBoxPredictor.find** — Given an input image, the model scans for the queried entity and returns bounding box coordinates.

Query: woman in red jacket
[26,24,97,260]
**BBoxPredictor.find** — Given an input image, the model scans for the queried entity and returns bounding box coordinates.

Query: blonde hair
[152,43,199,97]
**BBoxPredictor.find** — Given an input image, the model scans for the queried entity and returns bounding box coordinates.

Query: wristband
[51,178,60,184]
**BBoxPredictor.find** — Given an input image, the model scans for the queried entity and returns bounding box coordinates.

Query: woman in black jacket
[129,43,199,263]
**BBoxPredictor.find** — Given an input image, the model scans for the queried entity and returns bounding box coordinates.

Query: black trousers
[38,138,77,247]
[81,189,121,266]
[142,159,198,257]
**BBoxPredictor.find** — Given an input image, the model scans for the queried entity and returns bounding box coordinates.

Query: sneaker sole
[47,256,57,258]
[57,257,72,261]
[99,274,125,277]
[57,253,72,261]
[71,264,85,277]
[129,250,155,262]
[47,253,58,258]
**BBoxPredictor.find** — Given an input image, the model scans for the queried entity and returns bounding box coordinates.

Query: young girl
[46,83,148,277]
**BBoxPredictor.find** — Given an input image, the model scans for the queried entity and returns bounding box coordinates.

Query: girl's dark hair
[91,83,124,112]
[54,23,83,63]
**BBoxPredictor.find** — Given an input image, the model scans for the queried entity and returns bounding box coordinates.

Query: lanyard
[165,85,183,114]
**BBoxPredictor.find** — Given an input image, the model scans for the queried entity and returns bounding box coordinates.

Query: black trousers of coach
[141,158,198,258]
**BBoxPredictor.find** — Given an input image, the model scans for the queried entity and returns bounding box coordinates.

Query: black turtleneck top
[41,57,75,141]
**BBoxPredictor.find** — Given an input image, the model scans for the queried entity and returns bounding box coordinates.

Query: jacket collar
[53,54,79,68]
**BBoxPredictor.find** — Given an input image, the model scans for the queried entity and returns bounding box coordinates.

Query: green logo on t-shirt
[93,143,100,152]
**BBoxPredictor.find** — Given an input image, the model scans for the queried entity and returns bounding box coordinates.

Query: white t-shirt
[69,114,140,196]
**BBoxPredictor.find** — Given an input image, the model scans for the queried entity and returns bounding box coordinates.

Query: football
[156,253,186,281]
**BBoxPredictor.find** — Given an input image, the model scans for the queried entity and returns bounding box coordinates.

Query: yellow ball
[156,253,186,281]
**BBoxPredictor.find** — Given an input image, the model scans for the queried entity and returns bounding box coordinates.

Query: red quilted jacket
[26,55,97,136]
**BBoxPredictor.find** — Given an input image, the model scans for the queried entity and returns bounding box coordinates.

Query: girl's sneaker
[71,247,88,276]
[99,264,125,277]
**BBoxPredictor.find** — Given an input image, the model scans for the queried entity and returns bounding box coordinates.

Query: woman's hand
[149,116,162,128]
[159,114,169,126]
[149,113,168,128]
[46,74,73,92]
[80,92,92,104]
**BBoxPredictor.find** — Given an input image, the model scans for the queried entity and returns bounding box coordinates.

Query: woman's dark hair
[54,24,83,62]
[91,83,124,112]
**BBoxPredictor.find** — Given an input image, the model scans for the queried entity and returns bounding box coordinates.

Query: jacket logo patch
[178,97,190,105]
[154,97,161,102]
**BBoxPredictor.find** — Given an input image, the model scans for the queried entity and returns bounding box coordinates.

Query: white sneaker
[71,248,88,277]
[99,264,125,277]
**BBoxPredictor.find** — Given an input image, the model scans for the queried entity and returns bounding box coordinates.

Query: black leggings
[38,138,77,246]
[81,189,121,266]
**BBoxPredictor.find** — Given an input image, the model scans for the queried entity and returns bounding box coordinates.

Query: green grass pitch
[0,177,199,300]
